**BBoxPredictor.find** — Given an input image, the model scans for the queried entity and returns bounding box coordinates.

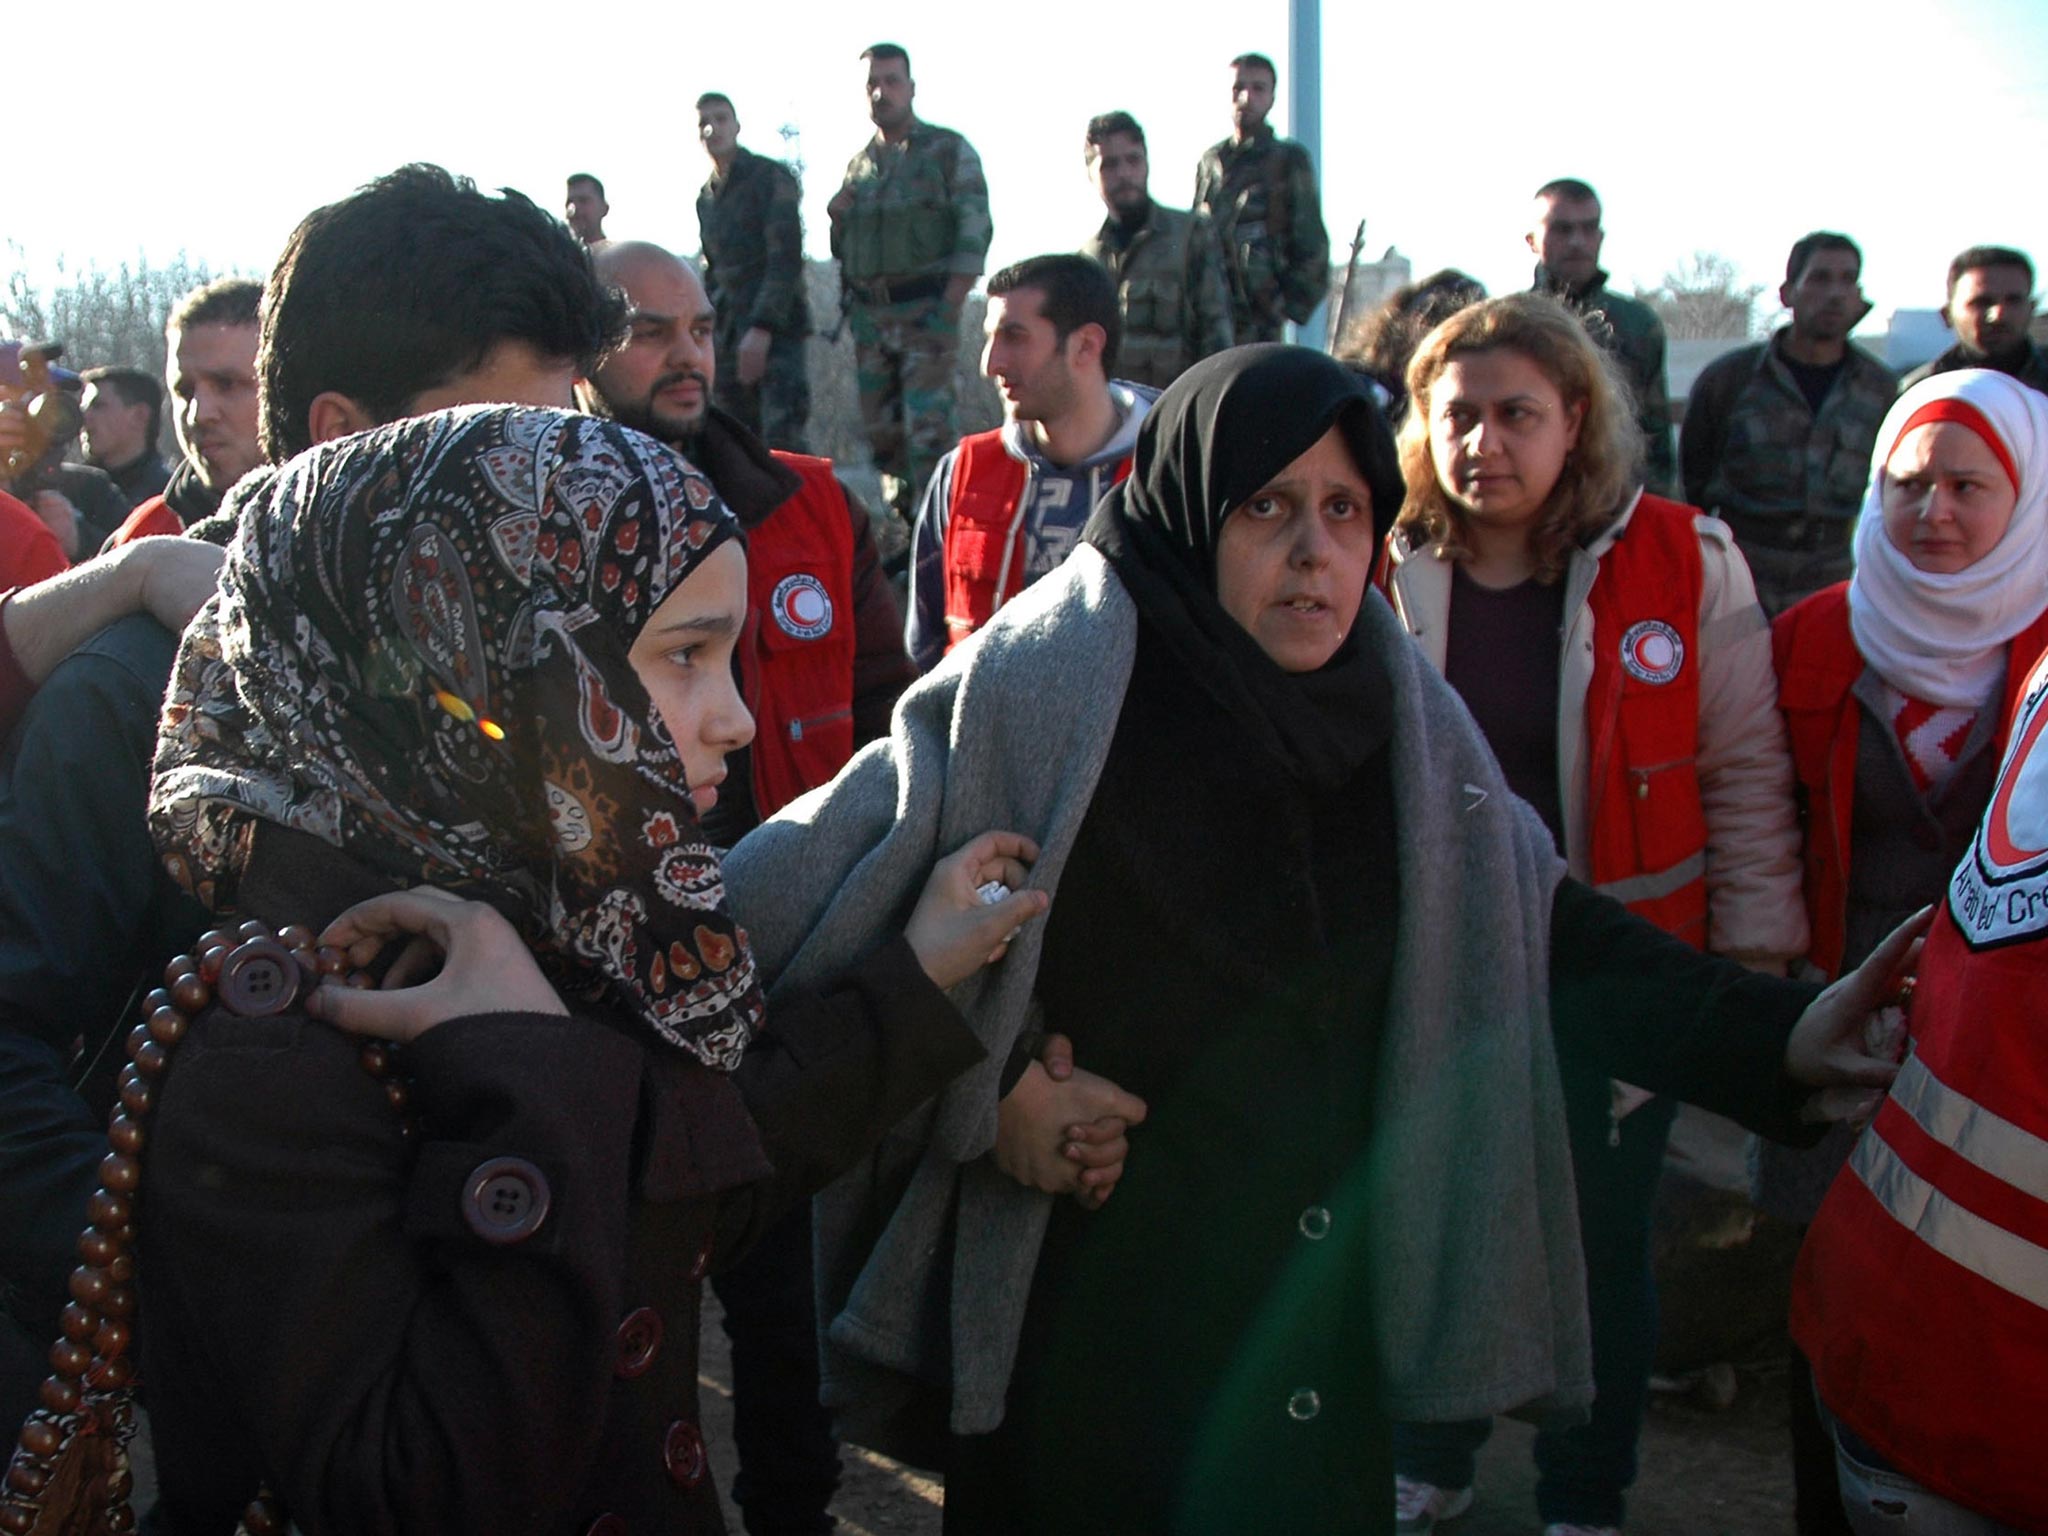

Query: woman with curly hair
[1379,293,1807,1536]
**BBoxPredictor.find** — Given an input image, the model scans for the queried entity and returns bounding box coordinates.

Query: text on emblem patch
[1619,620,1684,685]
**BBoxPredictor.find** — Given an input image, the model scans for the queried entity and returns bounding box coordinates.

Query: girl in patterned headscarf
[128,405,1035,1536]
[150,404,768,1065]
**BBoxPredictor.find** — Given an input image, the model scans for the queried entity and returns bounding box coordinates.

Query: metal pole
[1289,0,1329,348]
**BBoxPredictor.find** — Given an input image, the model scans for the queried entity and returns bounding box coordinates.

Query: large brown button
[217,938,302,1017]
[614,1307,663,1379]
[461,1157,550,1244]
[662,1419,707,1489]
[584,1518,626,1536]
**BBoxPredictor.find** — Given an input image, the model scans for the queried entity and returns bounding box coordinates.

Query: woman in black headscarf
[725,346,1915,1535]
[92,406,1040,1536]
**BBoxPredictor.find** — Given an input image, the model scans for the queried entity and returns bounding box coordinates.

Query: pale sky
[6,0,2046,337]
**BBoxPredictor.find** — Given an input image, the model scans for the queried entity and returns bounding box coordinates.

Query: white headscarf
[1849,369,2048,707]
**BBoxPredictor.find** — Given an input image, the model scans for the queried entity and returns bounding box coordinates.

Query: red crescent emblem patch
[769,574,834,641]
[1618,620,1684,685]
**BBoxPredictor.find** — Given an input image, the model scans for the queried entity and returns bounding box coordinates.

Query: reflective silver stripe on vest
[1887,1053,2048,1205]
[1592,851,1706,907]
[1852,1111,2048,1313]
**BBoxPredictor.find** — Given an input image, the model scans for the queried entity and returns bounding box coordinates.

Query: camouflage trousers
[847,297,961,521]
[712,318,811,454]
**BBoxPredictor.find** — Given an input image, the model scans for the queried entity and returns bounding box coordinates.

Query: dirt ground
[696,1297,1804,1536]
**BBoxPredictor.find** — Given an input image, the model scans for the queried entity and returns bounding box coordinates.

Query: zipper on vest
[1628,756,1694,800]
[789,705,852,742]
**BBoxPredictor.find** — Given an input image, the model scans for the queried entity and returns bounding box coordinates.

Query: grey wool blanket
[724,545,1591,1444]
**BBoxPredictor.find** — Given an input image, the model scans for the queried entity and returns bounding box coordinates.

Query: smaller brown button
[462,1157,551,1244]
[584,1517,626,1536]
[218,938,302,1017]
[687,1233,714,1282]
[663,1418,708,1489]
[614,1306,663,1379]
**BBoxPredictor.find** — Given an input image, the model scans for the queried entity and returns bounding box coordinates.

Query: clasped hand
[997,1033,1147,1210]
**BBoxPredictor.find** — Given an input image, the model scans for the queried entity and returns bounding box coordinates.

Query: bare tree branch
[1633,252,1764,340]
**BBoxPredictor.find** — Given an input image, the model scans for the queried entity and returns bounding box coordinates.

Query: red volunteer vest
[1792,648,2048,1530]
[744,453,857,818]
[940,430,1131,653]
[107,494,182,548]
[1582,495,1710,945]
[1774,585,2048,978]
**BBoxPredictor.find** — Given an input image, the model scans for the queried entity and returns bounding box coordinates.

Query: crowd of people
[0,36,2044,1536]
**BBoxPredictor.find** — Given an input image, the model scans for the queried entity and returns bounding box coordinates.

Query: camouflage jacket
[1191,127,1329,335]
[1536,265,1676,494]
[1900,339,2048,396]
[697,147,811,339]
[1080,200,1235,390]
[830,119,992,289]
[1681,331,1895,533]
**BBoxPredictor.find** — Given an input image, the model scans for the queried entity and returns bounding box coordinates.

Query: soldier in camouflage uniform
[1899,245,2048,397]
[1078,111,1232,390]
[1682,232,1895,615]
[1526,178,1677,495]
[1191,52,1330,345]
[696,93,812,452]
[828,42,992,523]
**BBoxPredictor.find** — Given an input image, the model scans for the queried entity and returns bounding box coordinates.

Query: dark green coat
[1080,199,1234,389]
[829,119,991,286]
[1537,266,1676,494]
[696,146,810,339]
[1900,339,2048,396]
[1192,127,1329,342]
[1681,331,1894,533]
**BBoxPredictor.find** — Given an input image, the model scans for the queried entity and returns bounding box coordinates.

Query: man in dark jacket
[1192,51,1329,344]
[1899,245,2047,395]
[1682,231,1895,614]
[697,93,812,453]
[0,163,625,1440]
[1527,178,1677,494]
[580,236,916,1536]
[1080,111,1233,389]
[78,367,170,507]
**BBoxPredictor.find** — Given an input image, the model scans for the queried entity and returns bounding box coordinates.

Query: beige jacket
[1382,491,1809,970]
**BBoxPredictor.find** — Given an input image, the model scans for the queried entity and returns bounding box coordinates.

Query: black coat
[138,828,981,1534]
[943,633,1822,1536]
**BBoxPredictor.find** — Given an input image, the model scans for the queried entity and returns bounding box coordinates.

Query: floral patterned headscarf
[149,405,764,1069]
